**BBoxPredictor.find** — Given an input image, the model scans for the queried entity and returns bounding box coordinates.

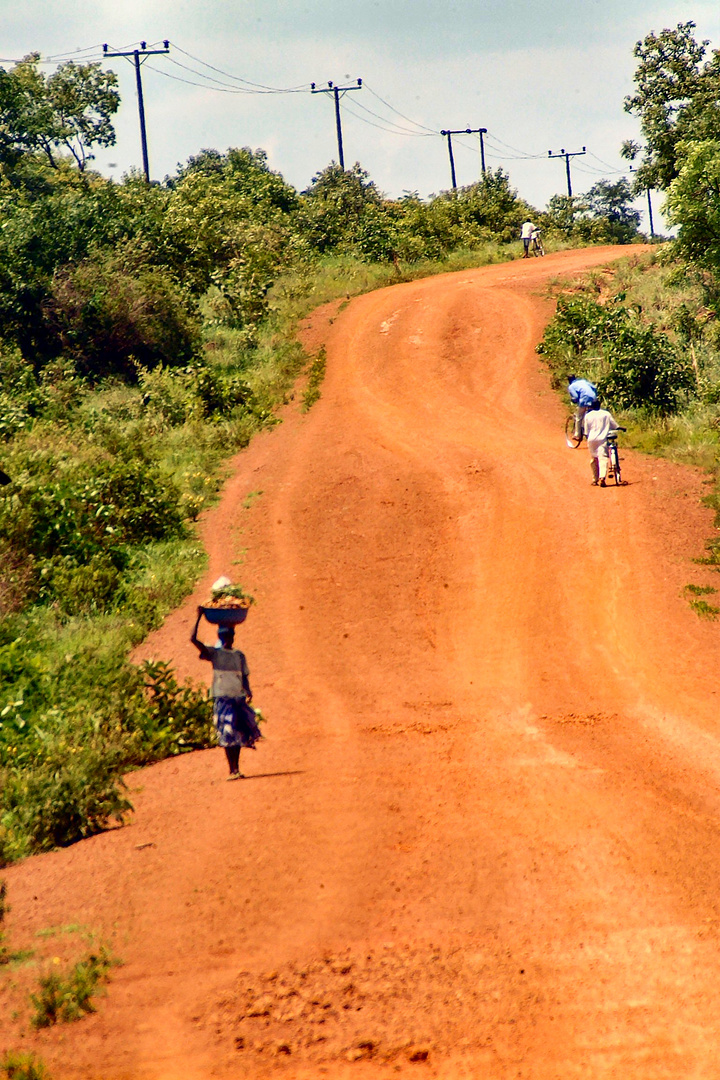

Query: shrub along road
[6,246,720,1078]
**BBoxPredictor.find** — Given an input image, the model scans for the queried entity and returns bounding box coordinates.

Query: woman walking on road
[191,609,262,779]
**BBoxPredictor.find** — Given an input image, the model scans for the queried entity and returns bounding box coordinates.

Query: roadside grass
[687,598,720,619]
[29,944,118,1028]
[1,1052,50,1080]
[301,346,327,412]
[0,882,115,1048]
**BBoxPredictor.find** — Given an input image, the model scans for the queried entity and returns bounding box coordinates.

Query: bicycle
[531,231,545,257]
[565,418,627,485]
[605,429,626,485]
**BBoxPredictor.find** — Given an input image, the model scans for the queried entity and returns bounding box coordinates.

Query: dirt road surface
[5,247,720,1079]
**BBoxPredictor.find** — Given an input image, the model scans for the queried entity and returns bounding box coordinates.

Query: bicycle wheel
[610,445,622,484]
[565,415,582,448]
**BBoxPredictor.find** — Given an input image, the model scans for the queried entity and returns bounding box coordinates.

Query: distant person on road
[191,609,262,779]
[567,374,599,439]
[583,401,619,486]
[520,220,536,258]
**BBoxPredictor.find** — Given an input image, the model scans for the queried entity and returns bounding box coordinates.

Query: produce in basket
[205,575,254,610]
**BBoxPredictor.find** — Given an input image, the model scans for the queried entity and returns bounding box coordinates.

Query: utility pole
[311,79,362,170]
[647,187,655,237]
[103,40,170,182]
[547,146,586,198]
[440,127,488,189]
[629,165,656,238]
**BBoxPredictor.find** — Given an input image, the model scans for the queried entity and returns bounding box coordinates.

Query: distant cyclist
[567,374,599,439]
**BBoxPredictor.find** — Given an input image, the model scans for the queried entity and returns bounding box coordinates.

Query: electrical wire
[44,43,107,60]
[484,132,546,159]
[343,96,436,137]
[170,42,311,93]
[588,150,626,172]
[362,82,438,134]
[165,55,274,93]
[143,63,260,94]
[339,97,436,138]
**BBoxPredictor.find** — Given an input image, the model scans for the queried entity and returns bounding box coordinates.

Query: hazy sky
[4,1,720,230]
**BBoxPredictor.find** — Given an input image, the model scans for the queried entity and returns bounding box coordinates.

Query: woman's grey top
[210,647,249,699]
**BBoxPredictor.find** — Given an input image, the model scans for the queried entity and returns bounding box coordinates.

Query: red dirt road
[5,247,720,1078]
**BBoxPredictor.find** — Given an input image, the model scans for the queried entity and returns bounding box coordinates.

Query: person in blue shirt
[567,374,599,439]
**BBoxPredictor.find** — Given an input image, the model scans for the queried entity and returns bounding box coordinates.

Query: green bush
[30,944,117,1027]
[0,648,211,863]
[0,453,185,611]
[0,742,132,863]
[537,293,695,414]
[137,361,259,427]
[598,322,695,414]
[1,1051,50,1080]
[536,294,626,359]
[49,553,122,616]
[43,256,201,380]
[134,659,213,758]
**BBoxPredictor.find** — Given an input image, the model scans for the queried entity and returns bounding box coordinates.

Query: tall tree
[624,21,720,190]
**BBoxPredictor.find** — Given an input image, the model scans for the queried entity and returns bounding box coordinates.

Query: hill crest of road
[6,246,720,1079]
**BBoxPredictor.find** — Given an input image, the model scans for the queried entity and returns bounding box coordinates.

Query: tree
[665,139,720,271]
[624,21,720,190]
[0,54,119,171]
[584,179,641,242]
[542,194,583,237]
[161,147,301,325]
[298,163,394,259]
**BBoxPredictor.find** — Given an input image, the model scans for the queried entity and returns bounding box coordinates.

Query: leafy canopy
[665,139,720,271]
[624,21,720,191]
[0,54,119,171]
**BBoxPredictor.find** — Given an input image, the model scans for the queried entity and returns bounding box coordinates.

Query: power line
[170,42,311,93]
[165,55,288,94]
[484,133,546,160]
[341,97,436,138]
[588,150,625,173]
[143,63,256,94]
[362,82,438,135]
[44,43,107,60]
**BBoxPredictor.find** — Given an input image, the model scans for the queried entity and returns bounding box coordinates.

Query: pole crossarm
[547,146,586,198]
[440,127,488,188]
[102,41,170,182]
[311,79,362,170]
[102,41,170,60]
